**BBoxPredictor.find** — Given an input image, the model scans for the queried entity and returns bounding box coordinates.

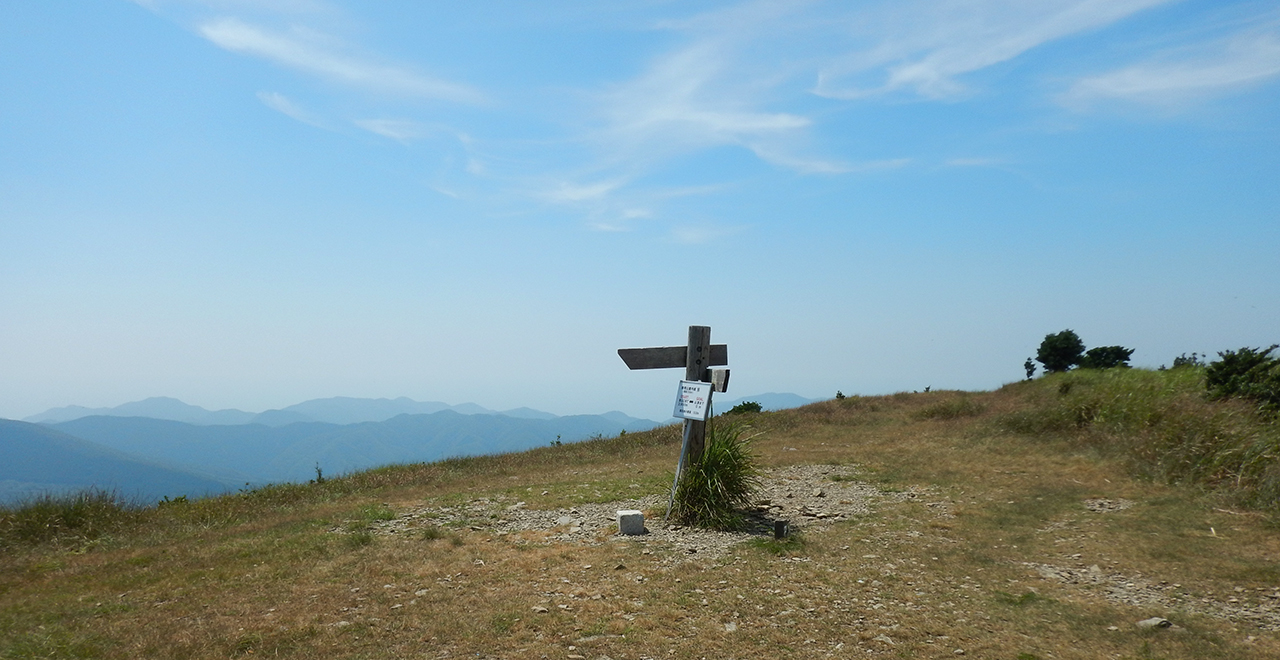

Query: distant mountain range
[45,410,663,487]
[23,396,568,427]
[0,419,230,504]
[4,394,815,505]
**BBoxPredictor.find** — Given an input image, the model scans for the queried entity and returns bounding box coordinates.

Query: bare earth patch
[364,465,918,562]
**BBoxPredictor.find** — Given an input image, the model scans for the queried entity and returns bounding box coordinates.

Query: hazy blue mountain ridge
[26,397,257,425]
[49,410,662,486]
[274,396,452,425]
[0,419,235,504]
[11,393,813,504]
[25,396,594,427]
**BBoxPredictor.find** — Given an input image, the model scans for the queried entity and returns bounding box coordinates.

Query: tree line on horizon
[1025,329,1280,412]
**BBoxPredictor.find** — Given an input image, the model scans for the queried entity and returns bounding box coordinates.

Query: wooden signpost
[618,325,729,515]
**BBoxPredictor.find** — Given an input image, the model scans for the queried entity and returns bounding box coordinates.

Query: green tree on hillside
[1079,345,1134,369]
[1036,330,1085,373]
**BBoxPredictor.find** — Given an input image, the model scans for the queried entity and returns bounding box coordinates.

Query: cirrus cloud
[199,18,485,104]
[1061,29,1280,108]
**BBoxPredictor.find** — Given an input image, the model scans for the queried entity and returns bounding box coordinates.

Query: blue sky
[2,0,1278,422]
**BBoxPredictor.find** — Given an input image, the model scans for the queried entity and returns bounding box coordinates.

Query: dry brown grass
[5,383,1280,659]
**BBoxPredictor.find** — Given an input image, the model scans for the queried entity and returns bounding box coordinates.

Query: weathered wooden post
[683,325,712,463]
[618,325,729,516]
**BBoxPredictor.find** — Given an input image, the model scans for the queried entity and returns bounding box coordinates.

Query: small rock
[724,622,738,632]
[531,606,549,613]
[813,489,825,498]
[617,510,645,535]
[1136,617,1172,629]
[953,649,965,656]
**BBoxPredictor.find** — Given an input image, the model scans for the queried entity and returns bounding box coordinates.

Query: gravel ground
[1024,561,1280,630]
[357,465,1280,632]
[369,465,916,563]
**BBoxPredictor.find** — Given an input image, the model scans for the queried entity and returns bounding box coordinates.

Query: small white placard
[673,380,713,420]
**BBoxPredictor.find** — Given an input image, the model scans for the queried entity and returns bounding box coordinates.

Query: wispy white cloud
[354,118,429,141]
[540,180,627,204]
[198,18,485,103]
[1061,29,1280,108]
[814,0,1173,100]
[596,38,812,161]
[669,224,740,245]
[256,91,328,128]
[149,0,1280,237]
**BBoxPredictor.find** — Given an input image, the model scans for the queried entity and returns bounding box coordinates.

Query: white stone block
[617,509,645,535]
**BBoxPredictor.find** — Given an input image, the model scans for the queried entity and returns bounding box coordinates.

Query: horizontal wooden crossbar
[617,345,728,370]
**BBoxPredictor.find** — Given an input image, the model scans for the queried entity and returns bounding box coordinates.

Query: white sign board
[673,380,713,421]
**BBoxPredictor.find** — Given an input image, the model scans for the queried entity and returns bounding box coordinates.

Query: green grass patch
[748,532,806,557]
[998,368,1280,516]
[994,590,1051,607]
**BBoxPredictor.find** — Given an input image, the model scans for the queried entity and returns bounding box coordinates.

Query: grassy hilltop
[4,368,1280,659]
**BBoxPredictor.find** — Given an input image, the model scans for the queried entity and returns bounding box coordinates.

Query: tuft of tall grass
[997,368,1280,513]
[0,488,145,549]
[670,420,762,530]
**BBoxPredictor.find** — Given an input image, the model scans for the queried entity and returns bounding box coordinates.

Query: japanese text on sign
[673,379,712,421]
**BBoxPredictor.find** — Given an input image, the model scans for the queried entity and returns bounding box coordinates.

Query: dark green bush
[1170,352,1206,369]
[1079,345,1134,370]
[1206,346,1280,411]
[726,401,763,415]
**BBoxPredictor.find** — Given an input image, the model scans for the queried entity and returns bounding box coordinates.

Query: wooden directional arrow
[617,344,728,370]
